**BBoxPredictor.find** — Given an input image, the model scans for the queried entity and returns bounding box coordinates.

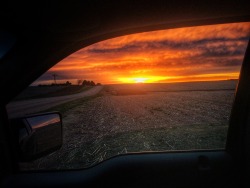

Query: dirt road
[7,86,103,118]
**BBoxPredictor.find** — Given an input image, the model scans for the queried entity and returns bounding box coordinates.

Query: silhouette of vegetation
[82,80,97,86]
[77,79,82,86]
[38,81,72,87]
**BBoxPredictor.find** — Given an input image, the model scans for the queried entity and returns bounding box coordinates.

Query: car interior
[1,1,250,187]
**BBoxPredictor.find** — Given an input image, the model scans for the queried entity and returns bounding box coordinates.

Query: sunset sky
[34,22,250,85]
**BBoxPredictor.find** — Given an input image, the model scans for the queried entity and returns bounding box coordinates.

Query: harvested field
[19,80,237,170]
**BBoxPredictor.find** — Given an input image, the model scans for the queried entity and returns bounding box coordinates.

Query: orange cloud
[34,22,250,85]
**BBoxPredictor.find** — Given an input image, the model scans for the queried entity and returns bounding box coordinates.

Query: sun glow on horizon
[134,78,148,83]
[118,76,171,84]
[115,72,240,84]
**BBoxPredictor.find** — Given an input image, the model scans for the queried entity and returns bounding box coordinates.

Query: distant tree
[77,79,82,86]
[82,80,97,86]
[82,80,88,86]
[90,81,95,86]
[65,81,72,86]
[96,83,102,86]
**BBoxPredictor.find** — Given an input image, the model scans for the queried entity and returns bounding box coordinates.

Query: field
[19,80,237,170]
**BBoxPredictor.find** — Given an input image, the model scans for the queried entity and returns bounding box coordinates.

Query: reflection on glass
[27,114,60,129]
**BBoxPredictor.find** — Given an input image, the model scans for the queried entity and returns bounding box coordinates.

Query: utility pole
[52,74,57,85]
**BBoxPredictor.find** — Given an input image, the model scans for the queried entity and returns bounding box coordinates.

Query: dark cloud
[87,44,140,54]
[87,37,249,54]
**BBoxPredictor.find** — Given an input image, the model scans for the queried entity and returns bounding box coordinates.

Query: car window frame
[6,26,250,173]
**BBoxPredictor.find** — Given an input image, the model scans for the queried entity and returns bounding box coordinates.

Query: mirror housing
[11,112,63,161]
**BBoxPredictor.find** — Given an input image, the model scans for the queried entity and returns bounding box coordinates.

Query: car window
[7,22,250,170]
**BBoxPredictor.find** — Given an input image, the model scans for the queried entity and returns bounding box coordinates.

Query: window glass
[7,22,250,170]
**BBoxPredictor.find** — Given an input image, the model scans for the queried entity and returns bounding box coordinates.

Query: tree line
[38,81,72,87]
[80,80,101,86]
[38,80,101,87]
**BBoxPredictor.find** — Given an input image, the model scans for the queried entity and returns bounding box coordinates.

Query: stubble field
[20,80,237,170]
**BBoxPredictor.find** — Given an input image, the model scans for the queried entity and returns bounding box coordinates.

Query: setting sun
[118,76,171,84]
[134,78,148,83]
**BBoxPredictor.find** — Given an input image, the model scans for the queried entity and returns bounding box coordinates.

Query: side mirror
[11,112,62,161]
